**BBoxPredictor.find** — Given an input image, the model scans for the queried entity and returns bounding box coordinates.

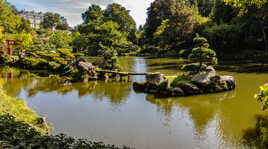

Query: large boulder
[133,82,146,92]
[218,76,236,90]
[170,88,184,97]
[191,66,216,85]
[159,79,170,90]
[191,66,236,93]
[77,61,95,72]
[175,82,203,95]
[146,72,166,85]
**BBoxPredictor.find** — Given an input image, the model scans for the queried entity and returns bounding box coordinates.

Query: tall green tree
[104,3,137,42]
[153,1,194,50]
[223,0,268,52]
[144,0,177,40]
[0,0,25,33]
[188,34,217,71]
[49,31,72,48]
[73,21,129,56]
[41,13,61,30]
[82,5,104,24]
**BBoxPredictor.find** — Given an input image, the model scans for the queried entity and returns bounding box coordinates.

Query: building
[20,11,44,29]
[20,11,67,29]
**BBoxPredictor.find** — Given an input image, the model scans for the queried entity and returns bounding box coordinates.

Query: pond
[1,57,268,149]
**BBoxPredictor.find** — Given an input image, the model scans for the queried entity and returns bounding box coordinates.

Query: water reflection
[1,57,268,149]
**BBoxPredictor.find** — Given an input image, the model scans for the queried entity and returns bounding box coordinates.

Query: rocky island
[133,66,236,97]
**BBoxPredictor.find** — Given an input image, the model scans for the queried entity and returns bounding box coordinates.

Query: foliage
[156,1,194,50]
[144,0,177,39]
[82,4,104,24]
[254,84,268,110]
[202,23,240,51]
[17,49,76,73]
[210,0,239,24]
[41,12,61,30]
[0,88,48,134]
[223,0,267,13]
[0,26,2,42]
[104,3,137,42]
[0,0,30,33]
[49,31,72,48]
[188,34,217,71]
[144,0,195,55]
[74,21,129,56]
[0,114,131,149]
[100,45,120,70]
[181,63,207,72]
[170,75,191,87]
[5,31,33,49]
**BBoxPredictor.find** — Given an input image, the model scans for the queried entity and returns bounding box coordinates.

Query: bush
[0,114,131,149]
[181,63,207,72]
[171,75,191,87]
[254,84,268,110]
[201,23,242,51]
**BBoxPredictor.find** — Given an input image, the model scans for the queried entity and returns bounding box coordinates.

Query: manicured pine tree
[188,33,217,71]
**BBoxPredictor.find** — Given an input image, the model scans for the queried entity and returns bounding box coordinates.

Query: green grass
[0,80,48,134]
[170,75,191,88]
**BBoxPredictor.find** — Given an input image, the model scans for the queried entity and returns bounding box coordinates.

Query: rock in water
[219,76,236,90]
[133,82,146,92]
[175,82,203,95]
[191,66,216,84]
[78,61,95,72]
[170,88,184,96]
[146,72,166,84]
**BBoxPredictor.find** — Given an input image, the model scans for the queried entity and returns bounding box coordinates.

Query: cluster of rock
[133,66,236,97]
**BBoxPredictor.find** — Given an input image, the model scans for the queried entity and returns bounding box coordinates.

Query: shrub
[171,75,191,87]
[254,84,268,110]
[181,63,207,72]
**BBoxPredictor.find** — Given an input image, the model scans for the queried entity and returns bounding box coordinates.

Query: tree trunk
[199,61,202,72]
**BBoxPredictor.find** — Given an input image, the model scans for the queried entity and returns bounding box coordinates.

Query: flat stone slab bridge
[95,70,154,81]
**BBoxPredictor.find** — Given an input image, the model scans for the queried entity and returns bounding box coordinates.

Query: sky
[8,0,155,27]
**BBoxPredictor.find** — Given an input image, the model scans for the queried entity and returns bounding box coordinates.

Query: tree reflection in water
[2,72,132,106]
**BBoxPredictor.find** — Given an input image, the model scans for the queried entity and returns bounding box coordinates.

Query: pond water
[1,57,268,149]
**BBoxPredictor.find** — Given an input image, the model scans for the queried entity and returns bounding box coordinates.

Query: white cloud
[8,0,154,27]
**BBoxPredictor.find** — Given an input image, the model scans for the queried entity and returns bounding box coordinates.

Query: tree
[0,0,26,33]
[104,3,136,42]
[56,23,70,30]
[188,34,217,71]
[41,13,61,30]
[153,1,194,50]
[210,0,238,24]
[223,0,267,13]
[82,5,104,24]
[254,84,268,110]
[48,31,72,48]
[144,0,177,40]
[73,21,129,56]
[0,26,3,42]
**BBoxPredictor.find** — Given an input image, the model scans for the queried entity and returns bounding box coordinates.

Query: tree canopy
[41,13,61,30]
[188,34,217,71]
[82,4,104,24]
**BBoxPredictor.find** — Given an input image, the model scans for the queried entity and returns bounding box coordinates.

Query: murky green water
[1,57,268,149]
